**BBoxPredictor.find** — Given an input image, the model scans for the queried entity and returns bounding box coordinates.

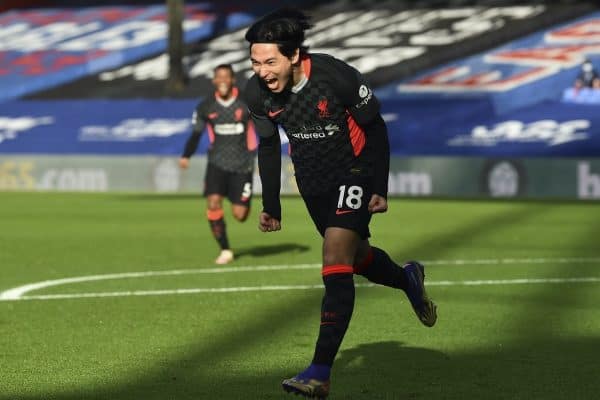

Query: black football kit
[182,87,257,204]
[245,52,436,387]
[245,53,390,237]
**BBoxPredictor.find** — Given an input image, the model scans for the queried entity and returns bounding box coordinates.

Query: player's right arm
[244,77,282,230]
[327,55,390,210]
[180,102,207,169]
[259,211,281,232]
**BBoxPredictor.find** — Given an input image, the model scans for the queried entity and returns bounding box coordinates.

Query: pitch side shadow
[234,243,310,259]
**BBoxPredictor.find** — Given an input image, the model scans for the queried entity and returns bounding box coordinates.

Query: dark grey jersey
[245,53,383,196]
[183,88,257,173]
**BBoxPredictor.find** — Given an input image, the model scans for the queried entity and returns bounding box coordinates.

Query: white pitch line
[424,257,600,266]
[1,257,599,301]
[0,263,321,301]
[429,277,600,286]
[2,277,600,302]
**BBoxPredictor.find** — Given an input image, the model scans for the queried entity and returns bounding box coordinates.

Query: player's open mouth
[265,78,277,86]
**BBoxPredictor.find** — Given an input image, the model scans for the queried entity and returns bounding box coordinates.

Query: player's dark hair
[214,63,234,76]
[245,7,313,58]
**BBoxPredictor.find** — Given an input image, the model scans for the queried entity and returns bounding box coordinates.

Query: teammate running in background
[244,8,437,398]
[179,64,257,265]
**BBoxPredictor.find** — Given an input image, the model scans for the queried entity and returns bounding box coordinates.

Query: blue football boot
[403,261,437,327]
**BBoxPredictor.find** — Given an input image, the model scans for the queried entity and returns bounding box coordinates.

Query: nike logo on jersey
[268,108,285,118]
[335,209,355,215]
[208,112,219,119]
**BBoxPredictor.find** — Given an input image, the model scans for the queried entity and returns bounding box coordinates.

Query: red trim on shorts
[322,264,354,276]
[353,248,374,274]
[346,112,366,156]
[206,208,224,221]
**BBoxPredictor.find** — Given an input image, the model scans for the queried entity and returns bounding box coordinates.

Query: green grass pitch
[1,192,599,399]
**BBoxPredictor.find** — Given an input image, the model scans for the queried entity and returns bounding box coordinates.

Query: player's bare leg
[231,204,250,222]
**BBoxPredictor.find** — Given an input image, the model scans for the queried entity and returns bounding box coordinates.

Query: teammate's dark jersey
[245,53,389,198]
[182,87,257,173]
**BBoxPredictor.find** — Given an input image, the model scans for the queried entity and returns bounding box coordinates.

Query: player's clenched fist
[259,212,281,232]
[368,194,388,214]
[178,157,190,169]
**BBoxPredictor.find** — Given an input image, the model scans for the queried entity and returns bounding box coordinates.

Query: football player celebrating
[244,8,437,399]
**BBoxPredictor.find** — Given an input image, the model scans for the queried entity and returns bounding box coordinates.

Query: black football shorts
[302,175,372,239]
[204,163,253,206]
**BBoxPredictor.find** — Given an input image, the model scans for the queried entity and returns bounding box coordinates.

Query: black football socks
[355,246,408,290]
[312,268,355,366]
[208,216,229,250]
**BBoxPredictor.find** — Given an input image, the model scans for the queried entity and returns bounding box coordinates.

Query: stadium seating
[1,0,599,198]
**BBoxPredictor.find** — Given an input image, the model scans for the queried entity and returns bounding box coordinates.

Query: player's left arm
[362,115,389,213]
[331,59,390,212]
